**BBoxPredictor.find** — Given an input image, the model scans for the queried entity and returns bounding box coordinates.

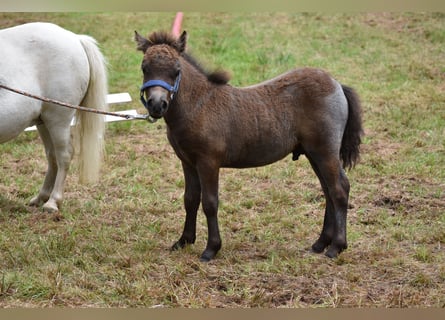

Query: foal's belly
[223,142,294,169]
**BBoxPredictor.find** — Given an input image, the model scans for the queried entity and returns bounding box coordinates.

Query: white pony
[0,22,108,212]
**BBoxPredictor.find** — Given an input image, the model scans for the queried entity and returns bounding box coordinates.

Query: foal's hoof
[199,250,216,262]
[311,240,329,254]
[325,248,339,258]
[325,245,347,259]
[171,241,184,251]
[311,237,347,258]
[171,237,195,251]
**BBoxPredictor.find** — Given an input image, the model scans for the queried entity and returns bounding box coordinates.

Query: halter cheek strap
[139,72,182,109]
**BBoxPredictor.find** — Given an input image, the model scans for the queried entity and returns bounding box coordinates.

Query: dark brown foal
[135,30,363,261]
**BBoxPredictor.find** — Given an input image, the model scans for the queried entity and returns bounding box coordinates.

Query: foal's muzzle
[141,88,169,119]
[139,72,182,118]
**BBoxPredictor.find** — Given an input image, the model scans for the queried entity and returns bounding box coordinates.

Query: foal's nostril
[161,100,168,111]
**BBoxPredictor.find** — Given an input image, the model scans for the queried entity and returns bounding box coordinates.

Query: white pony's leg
[40,121,73,213]
[29,122,73,212]
[29,124,57,207]
[43,139,72,213]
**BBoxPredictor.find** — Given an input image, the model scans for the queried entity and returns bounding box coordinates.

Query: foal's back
[209,67,348,168]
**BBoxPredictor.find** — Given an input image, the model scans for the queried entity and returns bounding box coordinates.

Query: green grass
[0,12,444,307]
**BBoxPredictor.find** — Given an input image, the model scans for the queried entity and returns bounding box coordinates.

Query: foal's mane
[148,31,231,85]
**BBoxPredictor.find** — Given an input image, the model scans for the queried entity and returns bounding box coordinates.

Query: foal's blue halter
[139,72,182,110]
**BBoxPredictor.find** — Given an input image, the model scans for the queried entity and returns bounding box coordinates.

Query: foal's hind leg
[306,152,350,258]
[307,157,336,252]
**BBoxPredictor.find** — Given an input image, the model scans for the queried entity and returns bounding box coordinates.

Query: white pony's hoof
[43,200,59,213]
[29,196,42,207]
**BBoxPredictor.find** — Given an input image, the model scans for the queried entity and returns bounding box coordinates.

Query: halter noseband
[139,72,181,109]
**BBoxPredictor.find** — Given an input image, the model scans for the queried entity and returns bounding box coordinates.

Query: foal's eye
[171,61,181,77]
[172,69,180,78]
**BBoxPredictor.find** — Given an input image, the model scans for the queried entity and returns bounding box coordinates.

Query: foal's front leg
[197,162,221,262]
[172,162,201,250]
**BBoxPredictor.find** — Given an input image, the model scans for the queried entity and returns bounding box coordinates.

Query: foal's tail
[340,85,364,170]
[74,35,108,183]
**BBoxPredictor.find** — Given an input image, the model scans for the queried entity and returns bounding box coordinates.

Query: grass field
[0,12,444,307]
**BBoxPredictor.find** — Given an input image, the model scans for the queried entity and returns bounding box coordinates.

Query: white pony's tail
[74,35,108,183]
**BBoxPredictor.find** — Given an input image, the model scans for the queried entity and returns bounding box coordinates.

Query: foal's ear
[176,30,187,53]
[134,31,151,52]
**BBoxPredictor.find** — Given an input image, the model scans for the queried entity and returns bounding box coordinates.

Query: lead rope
[0,83,157,123]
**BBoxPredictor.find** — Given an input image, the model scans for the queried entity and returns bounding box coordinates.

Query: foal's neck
[165,58,221,123]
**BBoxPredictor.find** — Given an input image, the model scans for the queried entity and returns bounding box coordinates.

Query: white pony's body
[0,22,108,212]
